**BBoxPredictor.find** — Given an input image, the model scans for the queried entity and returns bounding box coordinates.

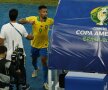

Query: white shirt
[0,22,28,60]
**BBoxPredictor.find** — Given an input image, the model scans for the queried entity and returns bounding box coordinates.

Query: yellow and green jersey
[26,16,54,48]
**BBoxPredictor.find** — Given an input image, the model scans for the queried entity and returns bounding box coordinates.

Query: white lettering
[76,30,93,35]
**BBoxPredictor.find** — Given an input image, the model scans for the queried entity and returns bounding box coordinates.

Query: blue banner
[48,0,108,73]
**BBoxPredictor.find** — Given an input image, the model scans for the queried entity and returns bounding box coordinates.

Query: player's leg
[40,48,48,90]
[31,47,39,77]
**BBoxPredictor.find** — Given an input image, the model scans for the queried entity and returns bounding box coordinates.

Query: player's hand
[26,34,34,40]
[28,21,35,25]
[29,34,34,40]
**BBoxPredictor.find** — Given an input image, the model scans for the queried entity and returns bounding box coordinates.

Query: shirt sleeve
[49,18,54,25]
[0,25,6,39]
[21,25,28,38]
[26,16,36,22]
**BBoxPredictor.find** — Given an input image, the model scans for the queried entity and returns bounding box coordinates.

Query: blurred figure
[0,45,10,90]
[0,8,33,90]
[18,5,54,89]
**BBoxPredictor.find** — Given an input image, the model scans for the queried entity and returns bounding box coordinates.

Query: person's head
[38,5,48,19]
[9,9,18,21]
[0,46,7,59]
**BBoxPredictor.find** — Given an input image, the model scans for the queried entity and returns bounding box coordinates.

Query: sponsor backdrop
[48,0,108,73]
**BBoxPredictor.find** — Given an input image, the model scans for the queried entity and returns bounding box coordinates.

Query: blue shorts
[31,47,47,58]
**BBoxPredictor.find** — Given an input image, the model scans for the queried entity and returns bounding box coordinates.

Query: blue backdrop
[0,4,56,89]
[48,0,108,73]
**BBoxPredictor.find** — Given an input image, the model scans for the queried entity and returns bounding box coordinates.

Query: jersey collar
[37,16,47,22]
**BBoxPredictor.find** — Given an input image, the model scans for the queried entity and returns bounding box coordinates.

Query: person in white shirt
[0,12,33,60]
[0,8,33,90]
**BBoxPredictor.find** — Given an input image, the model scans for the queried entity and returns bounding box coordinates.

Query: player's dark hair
[9,9,18,21]
[38,5,47,10]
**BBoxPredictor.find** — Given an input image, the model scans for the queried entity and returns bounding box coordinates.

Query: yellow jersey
[26,16,54,48]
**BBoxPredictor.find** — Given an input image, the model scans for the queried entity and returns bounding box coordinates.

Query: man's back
[1,22,28,60]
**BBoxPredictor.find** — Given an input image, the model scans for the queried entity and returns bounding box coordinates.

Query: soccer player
[18,5,54,89]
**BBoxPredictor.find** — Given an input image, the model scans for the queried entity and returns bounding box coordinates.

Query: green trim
[37,16,47,22]
[0,0,58,6]
[37,16,40,21]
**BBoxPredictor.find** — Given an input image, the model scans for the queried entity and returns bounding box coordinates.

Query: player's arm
[18,17,35,24]
[0,26,5,45]
[0,37,4,45]
[26,34,34,40]
[18,18,28,24]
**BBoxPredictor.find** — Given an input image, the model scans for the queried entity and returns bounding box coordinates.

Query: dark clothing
[0,58,27,89]
[0,58,11,88]
[0,59,10,74]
